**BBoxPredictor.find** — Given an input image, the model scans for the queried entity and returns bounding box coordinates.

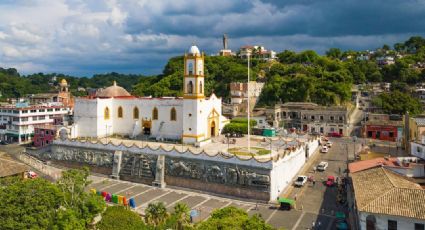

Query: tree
[56,168,105,227]
[0,178,63,229]
[196,206,274,230]
[374,91,422,115]
[326,48,342,59]
[97,206,146,230]
[144,202,170,227]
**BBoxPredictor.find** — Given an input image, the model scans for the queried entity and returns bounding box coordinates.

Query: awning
[277,197,295,205]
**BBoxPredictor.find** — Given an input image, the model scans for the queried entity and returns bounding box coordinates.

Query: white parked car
[317,161,329,171]
[295,175,308,187]
[321,146,329,153]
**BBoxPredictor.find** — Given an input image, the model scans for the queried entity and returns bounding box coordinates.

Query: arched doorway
[211,121,216,137]
[366,215,376,230]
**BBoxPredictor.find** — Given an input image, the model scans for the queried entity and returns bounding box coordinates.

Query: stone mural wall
[30,143,272,200]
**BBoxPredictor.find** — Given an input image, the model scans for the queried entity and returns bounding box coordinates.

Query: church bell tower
[182,45,205,144]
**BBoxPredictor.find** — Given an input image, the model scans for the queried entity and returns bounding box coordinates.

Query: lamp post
[247,53,251,154]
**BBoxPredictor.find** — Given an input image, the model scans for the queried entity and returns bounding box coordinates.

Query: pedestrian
[312,221,315,229]
[313,180,316,187]
[294,193,297,201]
[338,167,341,174]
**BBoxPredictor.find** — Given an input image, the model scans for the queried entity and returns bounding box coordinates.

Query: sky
[0,0,424,76]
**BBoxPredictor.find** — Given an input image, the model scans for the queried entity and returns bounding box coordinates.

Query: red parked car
[328,132,342,138]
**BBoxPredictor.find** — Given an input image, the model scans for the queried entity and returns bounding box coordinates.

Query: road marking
[115,185,136,195]
[291,211,305,230]
[265,208,278,223]
[246,205,256,212]
[137,190,173,209]
[132,188,153,199]
[98,181,119,191]
[220,201,232,209]
[166,194,190,208]
[191,198,211,209]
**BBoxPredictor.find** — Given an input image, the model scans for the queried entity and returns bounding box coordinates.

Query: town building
[362,114,403,142]
[28,79,74,108]
[73,45,227,145]
[0,104,71,143]
[350,167,425,230]
[33,124,58,148]
[238,45,276,61]
[376,56,395,66]
[267,102,350,136]
[223,81,264,117]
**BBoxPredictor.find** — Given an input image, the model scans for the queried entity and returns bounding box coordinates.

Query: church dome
[188,45,200,55]
[60,79,67,85]
[96,81,131,97]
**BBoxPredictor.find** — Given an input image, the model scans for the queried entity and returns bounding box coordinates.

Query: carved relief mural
[119,153,157,178]
[38,146,114,167]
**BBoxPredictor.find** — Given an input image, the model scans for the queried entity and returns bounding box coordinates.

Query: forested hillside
[1,36,425,109]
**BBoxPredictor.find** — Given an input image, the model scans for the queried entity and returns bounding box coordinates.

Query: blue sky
[0,0,424,76]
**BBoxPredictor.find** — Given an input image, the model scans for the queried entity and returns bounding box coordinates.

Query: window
[47,109,53,112]
[117,106,123,118]
[22,110,28,114]
[170,107,177,121]
[187,81,193,94]
[49,115,53,119]
[415,223,424,230]
[303,115,307,120]
[104,107,110,120]
[418,146,423,153]
[330,116,334,121]
[55,108,60,111]
[199,82,203,94]
[30,110,37,113]
[389,132,394,138]
[311,116,315,120]
[39,109,45,112]
[388,220,397,230]
[320,115,324,120]
[339,116,343,121]
[38,116,45,120]
[133,107,139,119]
[32,116,38,121]
[152,107,158,120]
[21,117,28,122]
[12,117,19,122]
[188,62,193,75]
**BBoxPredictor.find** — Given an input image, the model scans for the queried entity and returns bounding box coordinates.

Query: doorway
[211,121,216,137]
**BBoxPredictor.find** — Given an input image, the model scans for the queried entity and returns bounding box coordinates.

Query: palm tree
[144,202,169,227]
[172,202,191,230]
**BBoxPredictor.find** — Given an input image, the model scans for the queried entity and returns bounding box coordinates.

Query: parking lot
[85,138,353,229]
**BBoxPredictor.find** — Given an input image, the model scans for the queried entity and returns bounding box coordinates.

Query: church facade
[73,45,227,144]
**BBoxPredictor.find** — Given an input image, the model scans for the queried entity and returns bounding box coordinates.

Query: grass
[228,147,271,156]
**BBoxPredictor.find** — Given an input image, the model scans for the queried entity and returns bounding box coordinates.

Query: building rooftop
[351,167,425,220]
[0,158,30,178]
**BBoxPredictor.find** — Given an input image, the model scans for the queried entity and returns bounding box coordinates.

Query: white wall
[269,140,319,201]
[359,211,425,230]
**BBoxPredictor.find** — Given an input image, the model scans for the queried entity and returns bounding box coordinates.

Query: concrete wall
[359,211,425,230]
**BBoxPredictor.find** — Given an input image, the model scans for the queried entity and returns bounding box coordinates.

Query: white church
[73,45,227,144]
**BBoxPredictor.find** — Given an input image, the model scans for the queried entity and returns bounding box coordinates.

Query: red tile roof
[349,157,406,173]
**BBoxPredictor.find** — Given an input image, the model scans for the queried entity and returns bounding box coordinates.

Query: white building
[74,45,227,145]
[0,104,71,143]
[351,167,425,230]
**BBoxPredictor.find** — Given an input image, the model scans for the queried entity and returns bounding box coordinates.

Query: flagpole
[247,53,251,154]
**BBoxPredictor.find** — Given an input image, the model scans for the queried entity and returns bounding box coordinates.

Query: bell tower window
[188,62,193,75]
[170,107,177,121]
[187,81,193,94]
[199,82,203,94]
[117,106,123,118]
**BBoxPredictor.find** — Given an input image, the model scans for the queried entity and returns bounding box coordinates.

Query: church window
[153,107,158,120]
[104,107,110,120]
[118,106,123,118]
[187,81,193,94]
[199,82,203,94]
[188,62,193,75]
[133,107,139,119]
[170,107,177,121]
